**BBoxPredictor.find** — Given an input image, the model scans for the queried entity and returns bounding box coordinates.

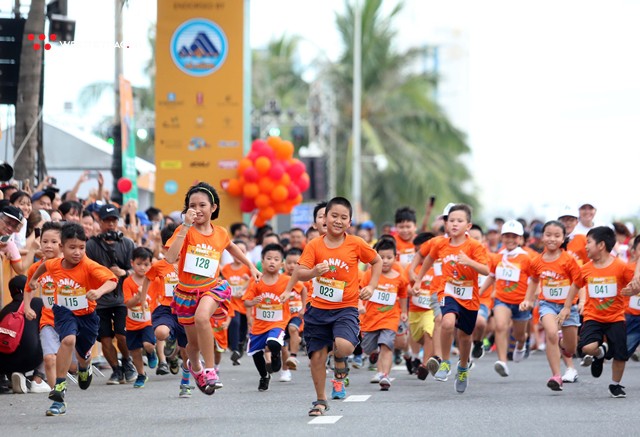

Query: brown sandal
[308,399,330,416]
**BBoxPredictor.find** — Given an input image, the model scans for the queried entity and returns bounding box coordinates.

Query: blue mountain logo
[178,32,220,58]
[171,19,228,77]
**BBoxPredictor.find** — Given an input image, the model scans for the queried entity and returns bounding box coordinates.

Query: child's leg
[581,341,601,356]
[612,359,625,382]
[377,344,393,375]
[214,348,222,367]
[457,331,472,367]
[560,325,578,367]
[183,324,202,371]
[439,313,456,362]
[131,348,144,375]
[289,324,301,355]
[310,347,329,400]
[228,313,241,353]
[56,335,76,379]
[433,314,443,357]
[282,343,290,369]
[252,350,268,377]
[492,305,512,363]
[473,315,487,343]
[194,296,219,369]
[541,315,562,376]
[512,320,528,351]
[44,354,56,388]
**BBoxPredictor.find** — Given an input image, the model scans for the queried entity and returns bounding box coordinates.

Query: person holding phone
[0,206,27,276]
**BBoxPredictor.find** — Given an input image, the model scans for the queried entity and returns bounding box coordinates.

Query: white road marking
[344,395,371,402]
[309,415,343,425]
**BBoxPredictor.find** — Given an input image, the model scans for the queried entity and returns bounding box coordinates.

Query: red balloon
[240,197,256,213]
[117,177,133,194]
[287,184,300,200]
[287,160,306,180]
[295,173,311,192]
[255,143,275,160]
[243,166,259,183]
[268,162,285,180]
[247,150,259,162]
[251,139,268,151]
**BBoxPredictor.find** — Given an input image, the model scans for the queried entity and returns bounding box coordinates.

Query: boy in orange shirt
[123,247,157,388]
[394,206,418,268]
[560,226,635,398]
[243,243,291,391]
[281,197,381,416]
[221,239,252,366]
[25,223,117,416]
[360,239,408,390]
[413,204,489,394]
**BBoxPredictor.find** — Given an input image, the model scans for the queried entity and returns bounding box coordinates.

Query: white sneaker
[279,369,292,382]
[285,357,299,371]
[512,346,527,363]
[494,361,510,377]
[562,367,578,383]
[370,372,384,383]
[580,355,593,367]
[11,373,28,394]
[29,379,51,393]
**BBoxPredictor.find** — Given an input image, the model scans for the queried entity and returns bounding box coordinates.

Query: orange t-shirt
[210,307,235,350]
[529,250,582,305]
[490,249,532,305]
[478,253,499,310]
[406,264,434,313]
[428,235,489,311]
[289,282,306,316]
[42,257,117,316]
[567,234,589,266]
[298,234,377,310]
[123,275,152,331]
[419,237,446,295]
[145,259,179,311]
[221,263,251,316]
[626,262,640,316]
[25,260,56,330]
[394,235,416,267]
[575,257,635,323]
[360,269,408,331]
[242,274,291,335]
[166,224,230,292]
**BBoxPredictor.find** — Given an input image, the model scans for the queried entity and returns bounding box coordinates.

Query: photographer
[86,204,136,384]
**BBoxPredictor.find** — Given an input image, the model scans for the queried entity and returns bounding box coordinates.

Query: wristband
[183,223,192,228]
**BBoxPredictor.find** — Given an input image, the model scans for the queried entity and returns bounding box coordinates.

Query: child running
[123,247,157,388]
[559,226,635,397]
[165,182,261,395]
[243,243,291,391]
[360,238,409,390]
[520,220,582,391]
[281,197,381,416]
[25,223,117,416]
[413,204,489,393]
[479,220,532,378]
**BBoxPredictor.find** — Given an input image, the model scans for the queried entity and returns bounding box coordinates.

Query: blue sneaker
[46,401,66,416]
[147,351,159,369]
[352,355,364,369]
[133,374,148,388]
[331,379,346,399]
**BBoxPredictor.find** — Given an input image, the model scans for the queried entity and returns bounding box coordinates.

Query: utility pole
[351,0,362,221]
[111,0,124,204]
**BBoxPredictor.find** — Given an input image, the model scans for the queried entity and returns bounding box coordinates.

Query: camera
[98,230,124,242]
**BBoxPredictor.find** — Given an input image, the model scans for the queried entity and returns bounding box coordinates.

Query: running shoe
[562,367,578,383]
[547,375,563,391]
[494,360,510,377]
[123,359,137,383]
[352,355,364,369]
[331,378,346,399]
[580,355,593,367]
[258,374,271,391]
[133,374,148,388]
[107,368,123,385]
[179,384,193,398]
[78,365,93,390]
[147,351,159,369]
[434,361,451,382]
[512,345,527,363]
[204,368,221,394]
[156,362,170,375]
[231,350,241,366]
[11,372,28,394]
[188,360,208,394]
[416,364,429,381]
[369,351,379,365]
[45,401,66,416]
[48,380,67,403]
[370,372,384,383]
[472,341,485,359]
[454,368,469,393]
[609,384,626,398]
[379,375,391,391]
[286,356,299,371]
[168,357,180,375]
[426,356,441,376]
[279,369,292,382]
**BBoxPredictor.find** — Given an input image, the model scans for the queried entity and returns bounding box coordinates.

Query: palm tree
[330,0,477,222]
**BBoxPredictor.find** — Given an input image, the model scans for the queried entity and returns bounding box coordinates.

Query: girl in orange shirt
[165,182,261,396]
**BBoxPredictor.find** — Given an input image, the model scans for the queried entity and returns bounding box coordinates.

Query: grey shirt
[85,236,135,308]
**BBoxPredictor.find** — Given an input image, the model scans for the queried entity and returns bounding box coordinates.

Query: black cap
[98,204,120,220]
[2,205,24,223]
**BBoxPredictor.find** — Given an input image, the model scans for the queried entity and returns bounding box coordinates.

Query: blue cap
[136,211,151,226]
[360,220,375,230]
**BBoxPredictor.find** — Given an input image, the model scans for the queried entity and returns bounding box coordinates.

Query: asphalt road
[2,349,639,436]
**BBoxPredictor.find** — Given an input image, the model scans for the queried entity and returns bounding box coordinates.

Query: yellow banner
[155,0,243,228]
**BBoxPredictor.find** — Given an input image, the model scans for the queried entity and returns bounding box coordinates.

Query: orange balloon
[267,136,282,149]
[283,202,295,214]
[226,178,243,197]
[243,183,259,199]
[254,217,266,227]
[271,185,288,203]
[237,158,253,175]
[255,194,271,209]
[280,173,291,186]
[276,140,294,160]
[293,194,303,205]
[258,206,275,220]
[258,177,275,194]
[255,156,272,175]
[273,202,289,213]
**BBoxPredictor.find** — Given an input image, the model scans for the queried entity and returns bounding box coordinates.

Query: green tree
[331,0,477,222]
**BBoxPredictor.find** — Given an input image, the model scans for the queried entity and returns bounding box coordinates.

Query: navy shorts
[303,306,360,356]
[96,306,127,339]
[284,316,303,341]
[578,320,628,361]
[440,296,478,336]
[151,305,188,348]
[53,305,99,361]
[126,325,156,351]
[247,328,285,356]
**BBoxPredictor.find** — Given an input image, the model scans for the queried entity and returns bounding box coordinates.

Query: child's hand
[621,286,637,296]
[358,305,366,315]
[457,251,472,266]
[314,260,330,276]
[279,290,291,302]
[557,307,570,326]
[25,307,37,321]
[87,289,101,301]
[251,266,262,282]
[519,299,533,312]
[400,312,408,322]
[184,208,197,226]
[359,285,374,300]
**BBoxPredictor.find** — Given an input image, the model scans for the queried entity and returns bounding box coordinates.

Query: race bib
[313,277,346,303]
[58,287,88,311]
[289,300,303,314]
[256,303,283,321]
[370,285,397,305]
[412,292,432,309]
[629,296,640,311]
[164,278,178,297]
[542,278,571,300]
[42,287,56,309]
[496,264,520,281]
[445,280,473,300]
[184,245,221,278]
[478,275,487,288]
[399,250,415,266]
[433,261,443,277]
[127,306,151,322]
[587,277,617,298]
[229,280,249,298]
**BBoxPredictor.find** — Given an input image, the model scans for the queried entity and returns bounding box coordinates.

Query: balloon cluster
[225,137,310,227]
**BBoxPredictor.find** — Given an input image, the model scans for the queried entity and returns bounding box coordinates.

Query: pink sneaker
[546,375,563,391]
[204,368,222,394]
[187,360,207,394]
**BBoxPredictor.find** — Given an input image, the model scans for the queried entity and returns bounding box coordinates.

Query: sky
[2,0,639,224]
